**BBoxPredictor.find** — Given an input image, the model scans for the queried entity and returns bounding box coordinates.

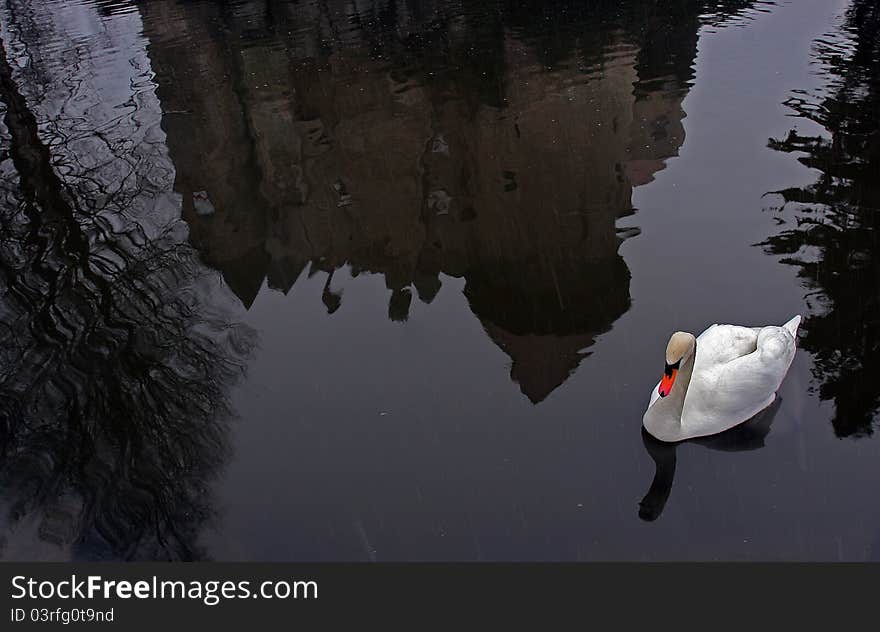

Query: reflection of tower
[417,33,642,402]
[415,16,700,401]
[140,0,706,402]
[139,0,274,308]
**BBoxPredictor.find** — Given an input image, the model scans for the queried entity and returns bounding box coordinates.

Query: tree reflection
[761,0,880,437]
[0,6,254,560]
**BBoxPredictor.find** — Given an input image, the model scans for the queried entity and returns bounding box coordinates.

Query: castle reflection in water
[142,0,734,402]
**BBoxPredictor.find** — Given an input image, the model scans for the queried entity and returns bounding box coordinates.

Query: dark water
[0,0,878,560]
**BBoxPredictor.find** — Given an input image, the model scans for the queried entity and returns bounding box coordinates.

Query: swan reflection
[639,398,781,521]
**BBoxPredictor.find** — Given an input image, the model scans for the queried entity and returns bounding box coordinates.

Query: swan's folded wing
[697,326,795,421]
[696,324,761,365]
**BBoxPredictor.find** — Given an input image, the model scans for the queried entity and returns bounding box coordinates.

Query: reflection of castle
[140,0,705,402]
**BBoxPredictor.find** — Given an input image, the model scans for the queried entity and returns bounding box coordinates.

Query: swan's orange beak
[658,366,678,398]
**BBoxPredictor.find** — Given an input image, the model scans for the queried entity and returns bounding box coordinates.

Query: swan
[643,315,801,442]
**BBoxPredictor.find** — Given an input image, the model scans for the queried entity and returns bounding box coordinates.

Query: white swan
[643,315,801,442]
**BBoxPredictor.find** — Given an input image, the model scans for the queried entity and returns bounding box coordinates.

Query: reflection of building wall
[140,1,694,401]
[626,87,687,186]
[277,54,432,290]
[429,36,638,266]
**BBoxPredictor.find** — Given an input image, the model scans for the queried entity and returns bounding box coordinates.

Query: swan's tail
[782,315,802,339]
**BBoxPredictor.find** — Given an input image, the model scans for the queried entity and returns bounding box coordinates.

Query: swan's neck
[643,341,697,441]
[675,344,697,400]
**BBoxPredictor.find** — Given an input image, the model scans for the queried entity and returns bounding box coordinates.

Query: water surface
[1,0,879,560]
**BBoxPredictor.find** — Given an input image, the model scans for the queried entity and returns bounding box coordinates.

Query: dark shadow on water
[639,398,781,521]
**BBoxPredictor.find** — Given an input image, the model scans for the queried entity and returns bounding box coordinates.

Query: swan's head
[658,331,696,398]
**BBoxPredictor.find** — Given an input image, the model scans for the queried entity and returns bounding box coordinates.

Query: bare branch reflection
[0,1,255,560]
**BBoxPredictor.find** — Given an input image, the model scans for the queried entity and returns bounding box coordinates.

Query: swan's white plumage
[643,315,800,442]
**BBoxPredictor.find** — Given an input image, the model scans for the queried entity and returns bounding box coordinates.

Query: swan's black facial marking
[658,359,681,398]
[664,359,681,377]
